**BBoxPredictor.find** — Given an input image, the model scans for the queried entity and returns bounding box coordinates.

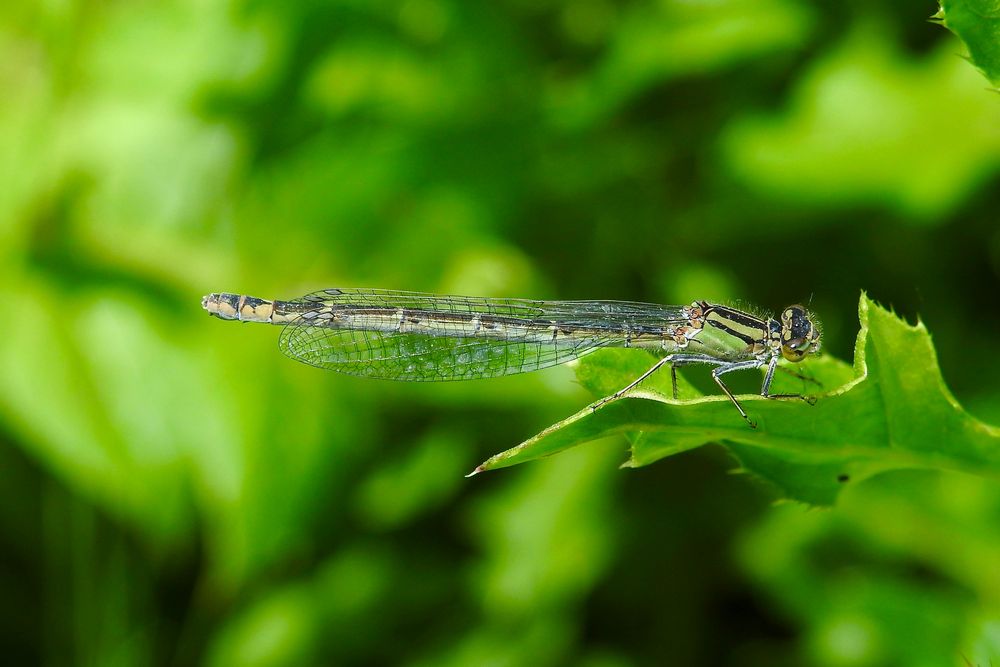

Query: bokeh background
[2,1,999,665]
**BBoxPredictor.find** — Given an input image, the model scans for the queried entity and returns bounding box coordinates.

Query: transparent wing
[275,288,688,381]
[278,323,624,381]
[289,288,691,329]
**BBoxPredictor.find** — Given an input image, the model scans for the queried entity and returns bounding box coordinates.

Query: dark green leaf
[471,294,1000,506]
[936,0,1000,85]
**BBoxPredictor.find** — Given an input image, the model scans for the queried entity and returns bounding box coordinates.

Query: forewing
[291,288,689,331]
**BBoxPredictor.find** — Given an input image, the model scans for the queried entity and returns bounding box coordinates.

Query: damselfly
[202,289,822,427]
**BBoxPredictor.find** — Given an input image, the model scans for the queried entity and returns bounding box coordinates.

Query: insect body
[202,289,821,427]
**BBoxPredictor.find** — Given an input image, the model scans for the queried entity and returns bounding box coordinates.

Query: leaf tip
[858,291,872,315]
[465,465,486,478]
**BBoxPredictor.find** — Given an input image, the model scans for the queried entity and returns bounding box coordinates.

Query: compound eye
[781,337,811,362]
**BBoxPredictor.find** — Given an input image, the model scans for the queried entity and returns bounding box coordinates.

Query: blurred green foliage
[0,1,998,666]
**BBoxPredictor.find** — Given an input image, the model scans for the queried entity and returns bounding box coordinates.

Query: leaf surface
[471,295,1000,505]
[937,0,1000,85]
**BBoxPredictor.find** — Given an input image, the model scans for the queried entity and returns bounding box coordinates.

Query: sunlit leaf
[472,294,1000,506]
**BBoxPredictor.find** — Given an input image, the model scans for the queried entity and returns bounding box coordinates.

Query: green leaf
[470,294,1000,506]
[936,0,1000,86]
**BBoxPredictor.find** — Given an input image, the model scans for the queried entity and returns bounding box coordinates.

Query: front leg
[761,355,818,405]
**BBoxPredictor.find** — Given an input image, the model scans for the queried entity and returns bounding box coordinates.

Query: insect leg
[761,355,818,405]
[712,358,768,428]
[591,353,728,410]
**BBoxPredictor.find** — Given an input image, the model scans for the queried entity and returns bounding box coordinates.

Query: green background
[2,1,999,665]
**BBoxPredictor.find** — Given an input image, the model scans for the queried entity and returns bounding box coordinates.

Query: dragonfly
[202,288,822,427]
